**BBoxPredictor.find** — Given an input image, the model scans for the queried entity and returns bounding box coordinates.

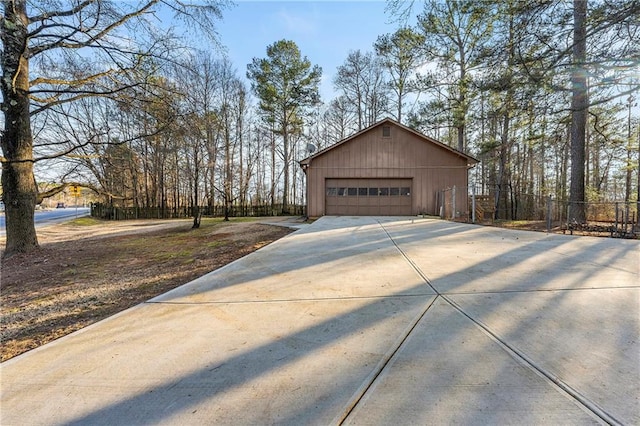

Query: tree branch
[29,0,96,24]
[29,1,159,56]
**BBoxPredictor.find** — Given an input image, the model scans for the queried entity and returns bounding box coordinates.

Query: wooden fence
[90,203,306,220]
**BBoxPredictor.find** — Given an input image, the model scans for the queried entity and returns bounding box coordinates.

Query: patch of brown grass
[0,218,293,361]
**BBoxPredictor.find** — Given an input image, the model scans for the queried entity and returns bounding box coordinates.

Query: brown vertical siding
[303,121,473,217]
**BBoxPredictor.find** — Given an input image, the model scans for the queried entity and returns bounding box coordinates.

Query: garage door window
[326,186,412,197]
[325,178,412,216]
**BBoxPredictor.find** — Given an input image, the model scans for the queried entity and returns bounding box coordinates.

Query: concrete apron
[1,217,638,425]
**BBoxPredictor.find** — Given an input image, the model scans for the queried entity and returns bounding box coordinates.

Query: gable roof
[300,117,479,167]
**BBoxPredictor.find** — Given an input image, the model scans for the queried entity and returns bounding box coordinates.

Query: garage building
[300,118,478,217]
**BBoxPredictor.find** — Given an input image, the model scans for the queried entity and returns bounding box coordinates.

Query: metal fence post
[452,186,456,220]
[546,195,552,232]
[472,186,476,224]
[625,202,630,234]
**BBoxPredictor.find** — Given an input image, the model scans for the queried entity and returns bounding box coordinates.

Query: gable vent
[382,125,391,137]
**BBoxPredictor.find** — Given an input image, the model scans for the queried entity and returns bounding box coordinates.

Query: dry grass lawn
[0,217,294,362]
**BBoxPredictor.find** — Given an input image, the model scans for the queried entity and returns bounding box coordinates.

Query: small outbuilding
[300,118,478,218]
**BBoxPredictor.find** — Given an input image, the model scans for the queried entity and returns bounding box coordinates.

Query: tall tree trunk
[456,81,465,153]
[625,98,633,203]
[495,112,509,220]
[192,143,201,228]
[270,128,276,209]
[569,0,588,223]
[238,118,245,212]
[636,122,639,232]
[540,112,547,195]
[495,89,514,219]
[282,111,290,213]
[1,0,39,257]
[357,85,363,131]
[224,121,232,221]
[561,126,570,201]
[397,85,403,123]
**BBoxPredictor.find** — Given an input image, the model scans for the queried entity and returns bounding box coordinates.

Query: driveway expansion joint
[376,219,624,426]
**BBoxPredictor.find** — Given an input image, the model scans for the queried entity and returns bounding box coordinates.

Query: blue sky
[215,1,407,101]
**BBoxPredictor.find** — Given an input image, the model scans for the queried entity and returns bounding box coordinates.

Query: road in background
[0,207,90,236]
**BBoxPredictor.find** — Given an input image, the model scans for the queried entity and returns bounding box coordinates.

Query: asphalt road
[0,207,90,236]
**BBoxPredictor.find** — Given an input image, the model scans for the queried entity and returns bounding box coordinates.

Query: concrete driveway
[1,217,638,425]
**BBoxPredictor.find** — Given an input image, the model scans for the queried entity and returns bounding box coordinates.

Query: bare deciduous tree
[1,0,228,257]
[334,50,389,131]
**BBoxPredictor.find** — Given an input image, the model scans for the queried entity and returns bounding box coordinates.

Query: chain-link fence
[439,186,470,222]
[439,186,638,238]
[554,199,638,237]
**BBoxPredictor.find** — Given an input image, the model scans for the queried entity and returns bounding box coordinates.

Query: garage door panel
[325,178,412,216]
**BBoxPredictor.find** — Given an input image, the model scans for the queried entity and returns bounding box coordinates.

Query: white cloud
[274,7,318,37]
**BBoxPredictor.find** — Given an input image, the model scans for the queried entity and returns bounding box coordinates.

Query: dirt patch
[0,218,294,361]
